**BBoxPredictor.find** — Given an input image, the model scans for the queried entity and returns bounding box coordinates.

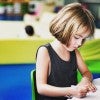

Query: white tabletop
[69,78,100,100]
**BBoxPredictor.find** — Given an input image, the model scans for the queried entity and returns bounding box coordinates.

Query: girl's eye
[74,36,79,39]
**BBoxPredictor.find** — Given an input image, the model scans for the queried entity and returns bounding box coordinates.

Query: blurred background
[0,0,100,100]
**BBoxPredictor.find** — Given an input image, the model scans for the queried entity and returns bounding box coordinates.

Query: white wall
[0,15,100,39]
[0,21,26,38]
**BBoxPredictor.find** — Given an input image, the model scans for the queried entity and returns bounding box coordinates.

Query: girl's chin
[68,48,75,51]
[67,46,77,51]
[69,47,77,51]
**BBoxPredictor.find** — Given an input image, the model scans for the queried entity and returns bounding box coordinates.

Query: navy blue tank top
[37,43,78,100]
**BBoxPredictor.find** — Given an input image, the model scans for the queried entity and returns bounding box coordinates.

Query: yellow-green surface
[0,38,53,64]
[77,39,100,81]
[0,38,100,82]
[79,39,100,61]
[0,38,100,73]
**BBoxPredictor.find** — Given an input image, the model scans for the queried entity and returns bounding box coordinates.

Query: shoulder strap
[35,43,50,59]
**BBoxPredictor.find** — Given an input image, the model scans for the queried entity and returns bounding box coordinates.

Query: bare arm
[75,49,96,92]
[75,49,93,81]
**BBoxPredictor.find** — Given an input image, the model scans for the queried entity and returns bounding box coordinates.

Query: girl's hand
[77,77,97,92]
[69,85,88,98]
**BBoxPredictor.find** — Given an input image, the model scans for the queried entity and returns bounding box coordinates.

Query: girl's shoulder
[36,43,51,59]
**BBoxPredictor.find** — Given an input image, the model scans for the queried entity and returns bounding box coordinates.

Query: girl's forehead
[74,26,90,36]
[75,34,89,38]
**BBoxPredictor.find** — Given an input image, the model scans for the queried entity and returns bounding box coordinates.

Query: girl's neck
[51,39,71,61]
[51,39,70,52]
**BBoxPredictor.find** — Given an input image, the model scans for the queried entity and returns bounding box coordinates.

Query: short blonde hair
[49,3,95,45]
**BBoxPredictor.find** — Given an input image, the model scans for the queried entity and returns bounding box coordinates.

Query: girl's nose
[77,40,82,46]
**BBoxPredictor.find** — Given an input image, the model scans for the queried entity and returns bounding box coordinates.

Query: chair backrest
[31,70,37,100]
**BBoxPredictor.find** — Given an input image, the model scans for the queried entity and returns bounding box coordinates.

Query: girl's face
[67,27,90,51]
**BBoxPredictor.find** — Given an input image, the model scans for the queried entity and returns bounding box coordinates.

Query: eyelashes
[74,36,80,39]
[74,36,86,44]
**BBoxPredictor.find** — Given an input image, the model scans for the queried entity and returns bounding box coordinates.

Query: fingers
[73,83,97,98]
[75,86,88,98]
[80,85,88,92]
[80,93,87,98]
[78,81,97,93]
[88,83,97,92]
[77,90,87,98]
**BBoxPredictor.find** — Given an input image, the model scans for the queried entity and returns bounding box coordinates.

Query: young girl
[36,3,97,100]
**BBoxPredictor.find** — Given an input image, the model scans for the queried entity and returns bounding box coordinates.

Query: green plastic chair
[31,70,37,100]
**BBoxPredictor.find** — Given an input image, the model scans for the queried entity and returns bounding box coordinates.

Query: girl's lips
[73,45,79,48]
[73,46,77,49]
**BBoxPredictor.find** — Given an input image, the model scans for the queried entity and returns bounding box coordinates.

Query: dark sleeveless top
[36,43,78,100]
